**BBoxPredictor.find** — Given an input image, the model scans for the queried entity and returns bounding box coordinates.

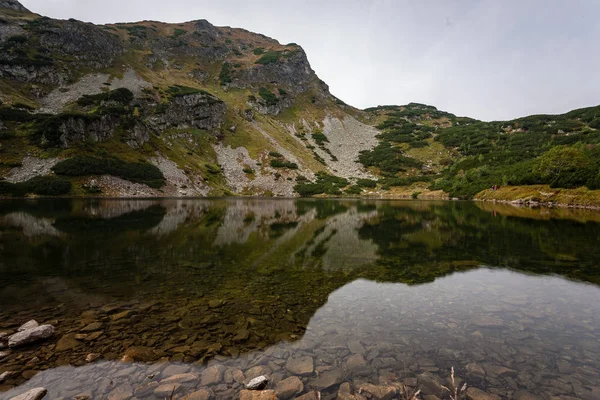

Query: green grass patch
[255,51,282,65]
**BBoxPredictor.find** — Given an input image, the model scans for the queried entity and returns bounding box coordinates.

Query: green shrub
[345,185,363,195]
[255,51,282,65]
[268,151,283,158]
[270,160,298,169]
[311,132,328,145]
[171,28,186,38]
[253,47,265,55]
[219,62,232,85]
[0,176,72,197]
[77,88,134,107]
[356,178,377,188]
[53,157,165,188]
[258,88,278,106]
[167,85,211,97]
[294,172,349,197]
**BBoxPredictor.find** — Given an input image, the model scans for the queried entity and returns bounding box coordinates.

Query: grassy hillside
[359,103,600,203]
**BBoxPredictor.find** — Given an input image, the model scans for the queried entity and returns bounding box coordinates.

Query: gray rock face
[9,387,47,400]
[147,92,226,132]
[8,324,55,348]
[0,0,29,12]
[53,115,120,148]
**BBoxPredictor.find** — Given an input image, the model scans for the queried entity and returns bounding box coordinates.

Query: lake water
[1,198,600,400]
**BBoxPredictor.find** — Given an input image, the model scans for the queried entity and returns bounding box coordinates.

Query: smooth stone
[154,383,181,396]
[346,354,367,371]
[181,389,213,400]
[111,310,135,321]
[485,365,518,378]
[471,316,503,328]
[84,331,103,342]
[417,373,443,396]
[80,322,103,332]
[357,383,397,400]
[466,362,486,377]
[285,356,314,376]
[8,325,55,348]
[133,382,159,397]
[74,334,88,340]
[22,370,38,379]
[201,365,225,386]
[348,340,366,354]
[246,375,269,390]
[310,368,343,390]
[274,376,303,399]
[55,333,84,352]
[296,391,321,400]
[124,346,157,362]
[162,365,190,376]
[18,320,39,332]
[466,387,501,400]
[160,373,198,384]
[9,387,47,400]
[239,389,276,400]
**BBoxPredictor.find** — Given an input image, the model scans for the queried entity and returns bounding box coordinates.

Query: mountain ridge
[1,0,600,203]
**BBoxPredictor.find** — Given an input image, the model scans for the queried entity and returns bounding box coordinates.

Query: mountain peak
[0,0,29,12]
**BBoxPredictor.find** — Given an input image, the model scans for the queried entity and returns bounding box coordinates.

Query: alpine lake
[1,198,600,400]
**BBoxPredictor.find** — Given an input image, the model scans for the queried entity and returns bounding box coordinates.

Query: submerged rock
[9,387,47,400]
[274,376,303,399]
[180,389,213,400]
[357,383,397,400]
[285,355,314,376]
[8,325,55,348]
[466,387,500,400]
[246,375,269,390]
[239,389,277,400]
[0,371,17,383]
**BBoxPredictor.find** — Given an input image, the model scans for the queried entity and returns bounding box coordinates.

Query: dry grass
[476,185,600,208]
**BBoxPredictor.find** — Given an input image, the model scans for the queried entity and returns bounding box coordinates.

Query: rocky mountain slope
[0,0,379,197]
[1,0,600,201]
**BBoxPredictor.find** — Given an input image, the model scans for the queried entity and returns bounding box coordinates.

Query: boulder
[246,375,269,390]
[310,368,343,390]
[239,390,276,400]
[200,365,225,386]
[357,383,397,400]
[8,325,55,348]
[274,376,303,399]
[9,387,47,400]
[285,356,314,376]
[466,362,486,377]
[181,389,213,400]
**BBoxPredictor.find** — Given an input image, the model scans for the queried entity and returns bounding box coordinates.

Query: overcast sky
[19,0,600,121]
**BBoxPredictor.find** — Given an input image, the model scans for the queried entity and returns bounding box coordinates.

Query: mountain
[1,1,599,202]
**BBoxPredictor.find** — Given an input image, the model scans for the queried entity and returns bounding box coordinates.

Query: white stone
[8,325,55,348]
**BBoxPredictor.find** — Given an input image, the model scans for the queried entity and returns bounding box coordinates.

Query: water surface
[1,199,600,399]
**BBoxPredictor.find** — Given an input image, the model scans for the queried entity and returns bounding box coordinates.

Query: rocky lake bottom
[1,198,600,400]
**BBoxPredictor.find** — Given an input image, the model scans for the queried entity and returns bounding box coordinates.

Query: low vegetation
[52,157,165,188]
[0,176,72,197]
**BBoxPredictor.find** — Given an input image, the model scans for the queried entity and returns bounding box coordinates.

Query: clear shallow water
[1,199,600,399]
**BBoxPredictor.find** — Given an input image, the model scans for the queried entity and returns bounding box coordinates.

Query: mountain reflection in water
[1,199,600,399]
